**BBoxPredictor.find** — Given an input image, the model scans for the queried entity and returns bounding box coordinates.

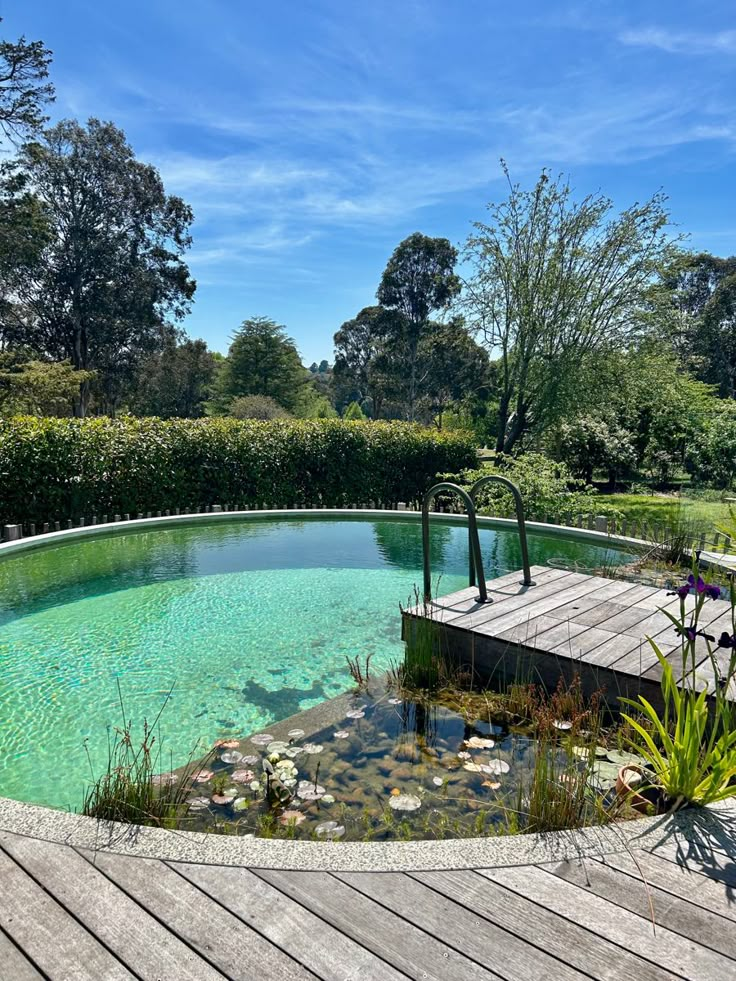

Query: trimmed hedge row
[0,417,477,525]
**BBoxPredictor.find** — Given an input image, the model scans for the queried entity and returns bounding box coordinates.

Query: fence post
[595,515,608,534]
[3,524,22,542]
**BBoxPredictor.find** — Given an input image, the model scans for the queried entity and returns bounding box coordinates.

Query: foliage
[228,394,290,420]
[131,339,218,419]
[0,416,477,524]
[82,685,205,826]
[0,17,54,142]
[687,410,736,489]
[0,118,195,415]
[552,413,637,484]
[343,400,366,420]
[218,316,312,414]
[462,163,678,452]
[443,453,622,523]
[333,305,401,419]
[377,232,461,420]
[0,358,93,416]
[621,569,736,809]
[420,318,490,429]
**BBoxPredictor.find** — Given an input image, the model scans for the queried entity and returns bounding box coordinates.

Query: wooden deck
[403,565,736,709]
[1,815,736,980]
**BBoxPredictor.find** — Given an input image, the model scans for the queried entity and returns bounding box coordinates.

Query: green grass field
[601,492,735,535]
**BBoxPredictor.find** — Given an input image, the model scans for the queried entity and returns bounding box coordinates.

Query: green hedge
[0,417,477,525]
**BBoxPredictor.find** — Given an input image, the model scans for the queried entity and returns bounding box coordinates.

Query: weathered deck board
[411,868,674,981]
[0,833,224,981]
[1,825,735,980]
[79,849,316,981]
[479,864,736,980]
[403,568,734,707]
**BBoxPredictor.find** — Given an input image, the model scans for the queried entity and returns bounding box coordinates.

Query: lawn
[601,492,735,535]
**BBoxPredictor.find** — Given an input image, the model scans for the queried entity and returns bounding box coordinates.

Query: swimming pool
[0,514,632,809]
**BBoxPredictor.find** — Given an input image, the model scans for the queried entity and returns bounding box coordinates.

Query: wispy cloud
[619,27,736,55]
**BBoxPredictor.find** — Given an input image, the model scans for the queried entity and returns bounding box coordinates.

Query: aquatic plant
[621,559,736,810]
[82,684,207,826]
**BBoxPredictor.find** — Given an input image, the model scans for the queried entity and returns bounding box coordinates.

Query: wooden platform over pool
[403,565,735,708]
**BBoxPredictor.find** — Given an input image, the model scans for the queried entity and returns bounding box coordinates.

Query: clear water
[0,516,630,810]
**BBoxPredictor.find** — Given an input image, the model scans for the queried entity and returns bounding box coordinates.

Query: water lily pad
[463,762,483,773]
[280,810,306,826]
[315,821,346,839]
[484,759,511,775]
[250,733,274,746]
[553,720,573,730]
[266,741,290,755]
[233,798,250,811]
[297,780,325,800]
[590,761,620,787]
[211,793,235,806]
[389,793,422,811]
[188,796,210,809]
[287,728,305,739]
[457,751,471,760]
[346,709,365,719]
[249,780,261,792]
[321,794,335,804]
[215,738,240,749]
[432,776,444,786]
[571,746,592,759]
[240,754,260,765]
[220,750,243,765]
[481,780,501,790]
[333,730,351,739]
[465,736,495,749]
[231,769,256,783]
[302,743,324,754]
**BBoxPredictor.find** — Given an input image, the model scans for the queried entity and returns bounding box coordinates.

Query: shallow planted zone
[153,677,645,842]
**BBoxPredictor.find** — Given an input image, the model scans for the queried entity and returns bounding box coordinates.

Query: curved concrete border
[0,506,649,557]
[2,507,704,871]
[1,793,733,872]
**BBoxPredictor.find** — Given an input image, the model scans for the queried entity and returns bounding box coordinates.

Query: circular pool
[0,512,633,810]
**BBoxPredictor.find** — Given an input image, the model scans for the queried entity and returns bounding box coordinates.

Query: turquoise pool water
[0,516,630,809]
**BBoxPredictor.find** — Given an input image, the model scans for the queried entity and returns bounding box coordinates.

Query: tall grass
[82,683,207,826]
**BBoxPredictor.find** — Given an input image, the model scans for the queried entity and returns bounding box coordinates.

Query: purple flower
[704,583,722,601]
[717,632,736,649]
[688,574,706,594]
[675,584,690,599]
[677,625,698,642]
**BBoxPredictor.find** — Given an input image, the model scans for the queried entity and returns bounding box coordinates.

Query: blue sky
[5,1,736,363]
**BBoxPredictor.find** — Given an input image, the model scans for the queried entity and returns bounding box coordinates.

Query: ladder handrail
[469,475,535,587]
[422,482,488,604]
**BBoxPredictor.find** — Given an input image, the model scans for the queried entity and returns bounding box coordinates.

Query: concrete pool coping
[2,508,732,871]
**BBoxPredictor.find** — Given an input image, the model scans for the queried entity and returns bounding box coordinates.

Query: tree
[132,339,217,418]
[420,318,490,429]
[0,357,92,416]
[229,394,290,420]
[377,232,460,420]
[462,164,677,452]
[219,317,310,413]
[333,306,402,418]
[0,18,54,142]
[343,400,366,420]
[0,118,195,415]
[553,414,637,485]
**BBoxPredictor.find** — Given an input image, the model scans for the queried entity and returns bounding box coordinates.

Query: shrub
[0,416,477,525]
[687,412,736,489]
[442,453,623,523]
[228,395,291,420]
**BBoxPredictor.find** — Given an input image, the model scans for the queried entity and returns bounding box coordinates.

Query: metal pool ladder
[421,476,535,604]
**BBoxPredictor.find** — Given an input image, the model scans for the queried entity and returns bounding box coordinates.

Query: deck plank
[594,850,736,924]
[411,868,674,981]
[256,868,496,981]
[0,845,134,981]
[0,926,45,980]
[1,834,225,981]
[479,864,735,981]
[83,849,315,981]
[551,856,736,959]
[336,870,588,981]
[174,862,409,981]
